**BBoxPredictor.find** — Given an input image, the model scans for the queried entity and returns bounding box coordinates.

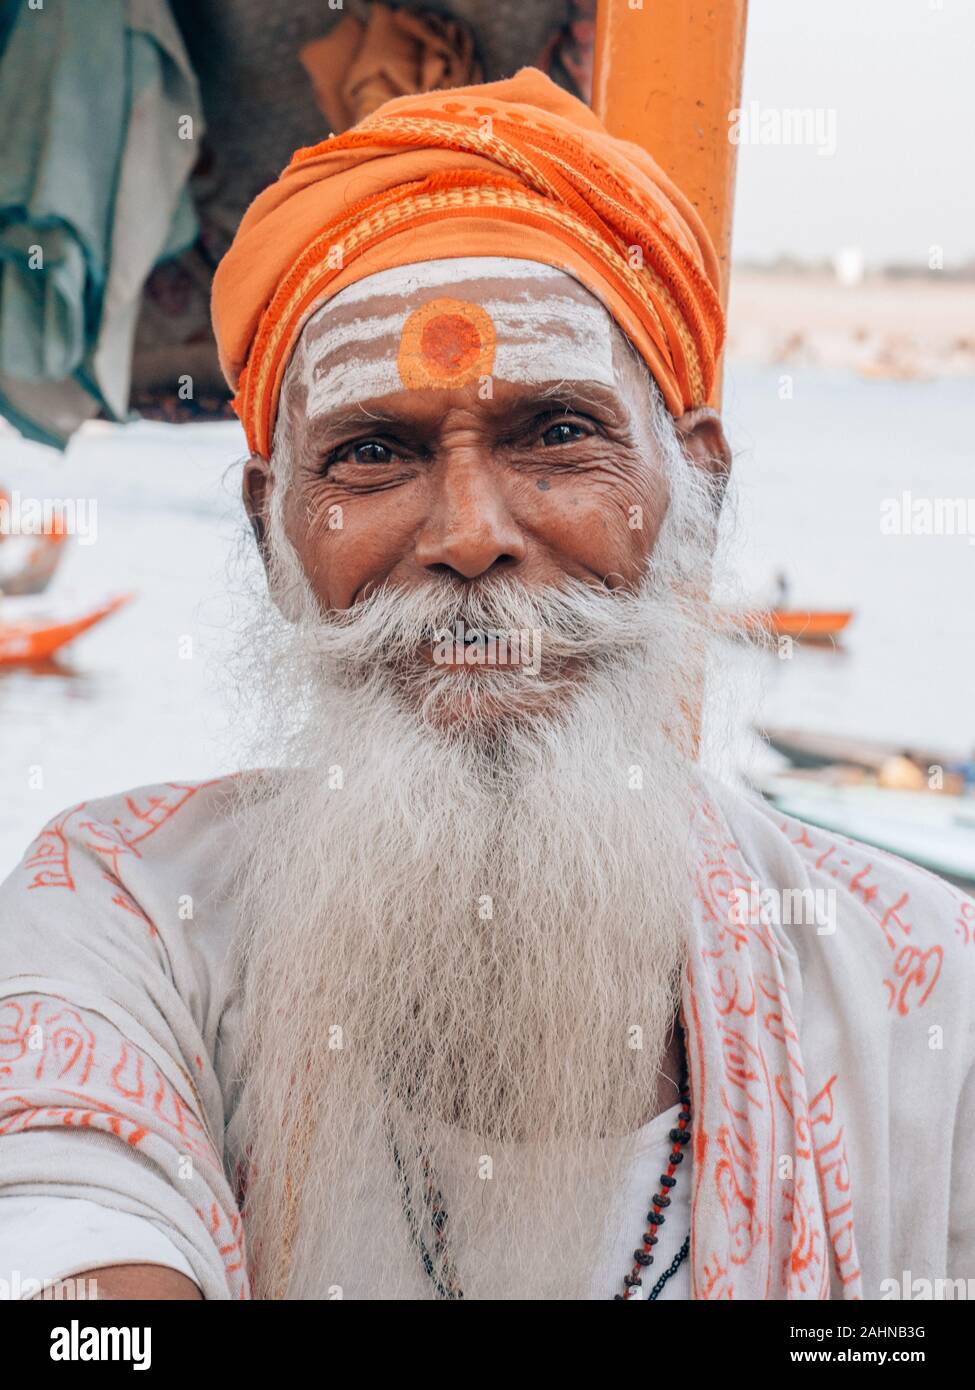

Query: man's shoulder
[5,773,259,905]
[22,775,239,854]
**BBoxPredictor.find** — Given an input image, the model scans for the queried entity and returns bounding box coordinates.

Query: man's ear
[242,456,272,564]
[674,406,732,493]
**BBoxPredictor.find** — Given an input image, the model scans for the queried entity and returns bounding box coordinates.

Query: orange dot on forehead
[398,297,496,390]
[420,314,480,373]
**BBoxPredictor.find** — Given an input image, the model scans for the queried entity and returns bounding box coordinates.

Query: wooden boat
[0,532,68,596]
[0,594,132,666]
[741,609,854,642]
[760,725,960,774]
[756,771,975,887]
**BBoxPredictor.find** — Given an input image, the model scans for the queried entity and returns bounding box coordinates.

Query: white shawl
[0,777,972,1298]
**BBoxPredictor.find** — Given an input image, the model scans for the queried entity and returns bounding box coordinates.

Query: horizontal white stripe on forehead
[302,298,612,365]
[293,258,617,418]
[325,256,574,304]
[304,300,615,416]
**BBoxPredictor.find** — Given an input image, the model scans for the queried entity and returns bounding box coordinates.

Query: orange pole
[592,0,748,402]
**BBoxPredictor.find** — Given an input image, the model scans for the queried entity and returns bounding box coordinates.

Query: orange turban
[212,68,725,459]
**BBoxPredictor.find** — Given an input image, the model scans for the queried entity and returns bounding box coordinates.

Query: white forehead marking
[291,257,618,418]
[325,257,568,302]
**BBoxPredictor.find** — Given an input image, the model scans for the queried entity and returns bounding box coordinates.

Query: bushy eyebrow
[301,404,406,446]
[527,381,631,428]
[296,381,633,451]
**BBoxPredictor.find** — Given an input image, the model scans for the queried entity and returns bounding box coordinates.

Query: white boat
[757,773,975,886]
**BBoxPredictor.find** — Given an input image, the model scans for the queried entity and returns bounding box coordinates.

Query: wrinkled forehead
[286,257,636,419]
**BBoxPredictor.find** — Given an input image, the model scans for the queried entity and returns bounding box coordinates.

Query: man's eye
[350,440,393,464]
[540,421,585,447]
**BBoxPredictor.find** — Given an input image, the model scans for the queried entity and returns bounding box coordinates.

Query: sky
[731,0,975,268]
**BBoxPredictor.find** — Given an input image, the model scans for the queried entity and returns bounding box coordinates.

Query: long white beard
[224,446,733,1300]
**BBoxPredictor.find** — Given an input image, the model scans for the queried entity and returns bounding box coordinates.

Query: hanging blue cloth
[0,0,203,448]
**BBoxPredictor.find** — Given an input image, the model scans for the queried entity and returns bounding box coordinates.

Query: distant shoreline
[727,268,975,378]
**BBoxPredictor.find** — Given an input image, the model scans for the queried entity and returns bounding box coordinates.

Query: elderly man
[1,71,972,1303]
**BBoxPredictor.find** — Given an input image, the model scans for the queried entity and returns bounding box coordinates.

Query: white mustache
[299,575,675,670]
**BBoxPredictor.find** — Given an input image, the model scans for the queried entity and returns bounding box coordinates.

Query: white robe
[0,775,972,1299]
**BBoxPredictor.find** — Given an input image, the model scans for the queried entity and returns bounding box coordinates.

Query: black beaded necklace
[389,1023,692,1300]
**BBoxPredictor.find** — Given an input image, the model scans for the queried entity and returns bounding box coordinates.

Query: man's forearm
[33,1264,203,1300]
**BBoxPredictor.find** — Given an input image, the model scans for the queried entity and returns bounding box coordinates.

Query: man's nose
[414,455,526,581]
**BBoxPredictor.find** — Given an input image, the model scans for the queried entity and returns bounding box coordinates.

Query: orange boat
[742,609,854,643]
[0,594,132,666]
[0,531,69,596]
